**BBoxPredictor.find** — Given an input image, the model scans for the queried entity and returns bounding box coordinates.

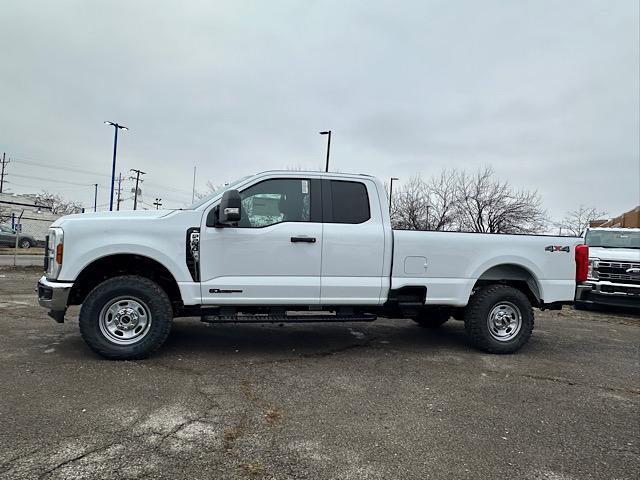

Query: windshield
[188,175,252,209]
[585,230,640,249]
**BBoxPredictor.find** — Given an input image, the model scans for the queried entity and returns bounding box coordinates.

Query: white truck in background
[575,227,640,310]
[37,171,587,359]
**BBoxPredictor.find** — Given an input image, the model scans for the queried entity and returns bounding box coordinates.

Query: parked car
[37,170,586,360]
[575,227,640,310]
[0,224,37,248]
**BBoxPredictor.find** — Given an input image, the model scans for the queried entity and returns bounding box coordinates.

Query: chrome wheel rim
[19,240,30,248]
[487,301,522,342]
[99,296,152,345]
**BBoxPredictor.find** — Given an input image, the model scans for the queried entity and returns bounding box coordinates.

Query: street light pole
[389,177,399,214]
[319,130,331,172]
[104,121,128,211]
[93,183,98,212]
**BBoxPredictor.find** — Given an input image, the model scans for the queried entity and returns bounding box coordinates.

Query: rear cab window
[328,180,370,224]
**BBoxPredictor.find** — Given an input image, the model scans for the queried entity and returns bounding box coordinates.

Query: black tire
[79,275,173,360]
[464,285,533,354]
[413,308,450,328]
[18,239,32,248]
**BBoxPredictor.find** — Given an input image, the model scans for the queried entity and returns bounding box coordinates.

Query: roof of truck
[587,227,640,232]
[259,170,374,178]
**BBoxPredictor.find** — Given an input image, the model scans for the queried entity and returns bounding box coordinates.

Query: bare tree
[391,175,430,230]
[426,169,458,231]
[194,180,223,200]
[558,206,608,236]
[455,167,547,234]
[32,192,83,215]
[391,167,545,233]
[0,205,10,224]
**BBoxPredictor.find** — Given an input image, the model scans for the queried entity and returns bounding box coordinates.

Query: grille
[597,261,640,284]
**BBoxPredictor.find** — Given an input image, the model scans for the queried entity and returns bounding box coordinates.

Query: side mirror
[206,189,241,227]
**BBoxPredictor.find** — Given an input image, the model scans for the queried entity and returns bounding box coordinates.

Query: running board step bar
[201,314,377,324]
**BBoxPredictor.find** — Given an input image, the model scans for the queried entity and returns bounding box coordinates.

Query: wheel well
[474,264,541,307]
[68,254,182,308]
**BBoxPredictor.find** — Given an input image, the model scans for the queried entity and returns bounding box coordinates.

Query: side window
[330,180,370,224]
[238,178,311,228]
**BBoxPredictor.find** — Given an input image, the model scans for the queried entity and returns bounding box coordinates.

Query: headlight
[587,258,599,280]
[46,227,64,279]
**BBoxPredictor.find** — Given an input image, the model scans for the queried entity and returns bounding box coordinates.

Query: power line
[11,157,194,197]
[11,158,110,178]
[5,180,94,192]
[9,173,106,187]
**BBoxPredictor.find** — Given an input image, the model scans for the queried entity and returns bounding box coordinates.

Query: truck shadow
[157,318,474,359]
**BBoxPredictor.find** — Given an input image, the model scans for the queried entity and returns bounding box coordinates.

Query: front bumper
[575,280,640,309]
[37,275,73,322]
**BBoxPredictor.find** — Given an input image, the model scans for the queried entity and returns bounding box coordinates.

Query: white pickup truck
[575,227,640,309]
[37,171,587,359]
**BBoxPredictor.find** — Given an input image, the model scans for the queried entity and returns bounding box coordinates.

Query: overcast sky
[1,0,638,218]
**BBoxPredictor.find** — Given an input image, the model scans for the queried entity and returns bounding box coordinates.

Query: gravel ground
[0,267,638,480]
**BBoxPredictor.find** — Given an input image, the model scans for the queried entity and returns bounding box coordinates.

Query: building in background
[0,192,60,241]
[590,206,640,228]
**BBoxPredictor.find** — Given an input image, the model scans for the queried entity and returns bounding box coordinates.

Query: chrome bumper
[37,275,73,322]
[576,280,640,309]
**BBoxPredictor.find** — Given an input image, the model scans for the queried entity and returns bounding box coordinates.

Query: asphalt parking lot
[1,266,638,480]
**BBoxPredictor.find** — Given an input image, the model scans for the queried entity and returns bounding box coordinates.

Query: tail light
[575,244,589,283]
[56,243,64,264]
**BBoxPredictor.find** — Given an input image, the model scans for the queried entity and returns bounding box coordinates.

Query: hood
[589,246,640,263]
[51,209,177,227]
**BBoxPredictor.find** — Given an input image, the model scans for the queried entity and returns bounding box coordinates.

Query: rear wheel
[79,275,173,360]
[18,238,32,248]
[412,308,450,328]
[464,285,533,353]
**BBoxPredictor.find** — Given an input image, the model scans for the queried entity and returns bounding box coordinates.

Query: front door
[199,177,323,305]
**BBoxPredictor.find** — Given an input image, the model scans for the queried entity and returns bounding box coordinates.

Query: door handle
[291,236,316,243]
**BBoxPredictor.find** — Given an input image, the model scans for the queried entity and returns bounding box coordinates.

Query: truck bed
[391,230,583,306]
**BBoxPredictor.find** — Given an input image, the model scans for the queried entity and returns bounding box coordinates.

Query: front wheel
[18,239,32,248]
[464,285,533,354]
[79,275,173,360]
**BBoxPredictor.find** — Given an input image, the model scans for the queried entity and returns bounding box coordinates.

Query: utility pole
[153,198,162,210]
[116,173,123,211]
[104,121,129,211]
[93,183,98,212]
[130,168,146,210]
[389,177,399,215]
[319,130,331,172]
[0,153,9,193]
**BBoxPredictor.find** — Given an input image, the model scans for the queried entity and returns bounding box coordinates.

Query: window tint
[238,178,311,228]
[330,181,370,224]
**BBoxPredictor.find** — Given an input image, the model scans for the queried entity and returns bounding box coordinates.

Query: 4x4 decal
[545,245,570,252]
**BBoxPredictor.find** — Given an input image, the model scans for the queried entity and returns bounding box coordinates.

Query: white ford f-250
[37,171,588,359]
[575,227,640,310]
